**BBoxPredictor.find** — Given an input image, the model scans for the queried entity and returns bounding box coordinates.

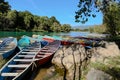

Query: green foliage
[75,0,120,23]
[51,22,61,32]
[89,25,107,33]
[103,2,120,36]
[90,56,120,79]
[0,0,11,13]
[76,0,120,36]
[61,24,71,32]
[0,0,71,32]
[6,10,18,30]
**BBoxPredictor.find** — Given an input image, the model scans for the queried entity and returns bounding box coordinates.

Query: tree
[6,10,18,30]
[103,2,120,36]
[23,11,34,31]
[75,0,120,36]
[75,0,120,23]
[0,0,11,13]
[50,22,61,32]
[49,16,60,25]
[61,24,71,32]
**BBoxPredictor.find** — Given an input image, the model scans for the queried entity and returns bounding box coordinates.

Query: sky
[6,0,103,27]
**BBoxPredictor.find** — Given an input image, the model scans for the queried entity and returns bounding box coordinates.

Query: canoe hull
[0,41,41,80]
[35,54,54,66]
[0,37,17,60]
[35,40,60,67]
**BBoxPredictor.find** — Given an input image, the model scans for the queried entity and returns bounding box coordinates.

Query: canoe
[0,41,42,80]
[35,40,61,66]
[61,40,89,46]
[32,35,62,42]
[33,35,89,46]
[32,35,94,46]
[73,36,103,41]
[18,35,44,50]
[0,37,17,60]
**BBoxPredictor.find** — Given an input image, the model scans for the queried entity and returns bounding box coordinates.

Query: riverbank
[0,34,119,80]
[31,40,120,80]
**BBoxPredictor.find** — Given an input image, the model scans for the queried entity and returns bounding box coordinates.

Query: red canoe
[60,40,89,46]
[35,40,61,66]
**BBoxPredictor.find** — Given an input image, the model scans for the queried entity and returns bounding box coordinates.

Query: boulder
[52,45,88,79]
[90,41,120,63]
[86,68,113,80]
[52,41,120,79]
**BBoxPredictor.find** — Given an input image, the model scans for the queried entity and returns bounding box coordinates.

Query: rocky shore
[34,41,120,80]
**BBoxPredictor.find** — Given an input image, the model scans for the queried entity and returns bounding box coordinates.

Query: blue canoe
[0,40,48,80]
[0,37,17,60]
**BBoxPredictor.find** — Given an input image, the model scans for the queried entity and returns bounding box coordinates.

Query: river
[0,31,106,38]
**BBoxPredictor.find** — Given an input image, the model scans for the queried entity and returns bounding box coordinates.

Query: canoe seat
[1,72,19,76]
[21,52,36,54]
[23,49,38,52]
[38,52,52,55]
[85,46,92,49]
[13,59,33,62]
[0,51,8,53]
[8,64,29,68]
[27,47,40,49]
[37,55,46,57]
[17,55,35,58]
[13,59,39,62]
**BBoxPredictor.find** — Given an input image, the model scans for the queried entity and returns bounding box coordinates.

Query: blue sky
[6,0,103,27]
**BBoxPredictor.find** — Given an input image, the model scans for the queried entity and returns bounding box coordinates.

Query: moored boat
[0,41,41,80]
[18,35,44,50]
[35,40,61,66]
[0,37,17,60]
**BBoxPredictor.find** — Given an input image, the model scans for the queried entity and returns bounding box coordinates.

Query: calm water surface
[0,31,90,38]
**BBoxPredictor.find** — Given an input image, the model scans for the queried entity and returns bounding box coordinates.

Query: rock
[86,68,113,80]
[90,41,120,63]
[52,45,89,79]
[52,41,120,79]
[52,45,85,69]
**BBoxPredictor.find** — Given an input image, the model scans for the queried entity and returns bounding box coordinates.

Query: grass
[89,56,120,80]
[54,65,65,76]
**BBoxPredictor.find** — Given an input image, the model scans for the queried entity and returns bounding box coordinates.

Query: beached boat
[18,35,45,50]
[0,37,17,60]
[35,40,61,66]
[33,35,86,46]
[0,41,42,80]
[73,36,104,41]
[60,40,90,46]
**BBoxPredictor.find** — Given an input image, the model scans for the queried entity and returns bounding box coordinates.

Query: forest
[0,0,71,32]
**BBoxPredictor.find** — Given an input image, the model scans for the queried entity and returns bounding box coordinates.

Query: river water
[0,31,106,38]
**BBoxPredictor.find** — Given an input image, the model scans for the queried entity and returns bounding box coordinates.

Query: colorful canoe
[0,41,42,80]
[0,37,17,60]
[35,40,61,66]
